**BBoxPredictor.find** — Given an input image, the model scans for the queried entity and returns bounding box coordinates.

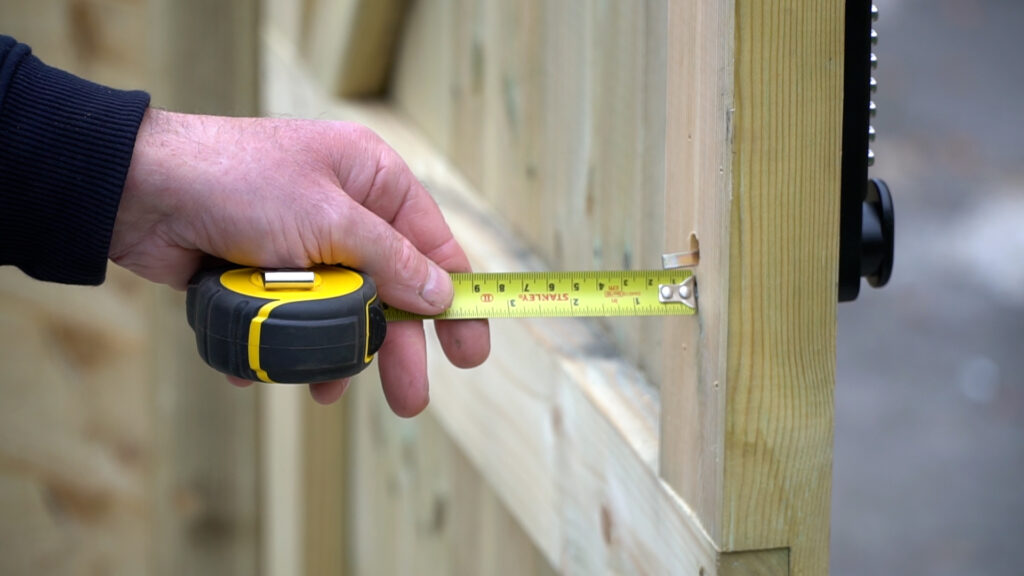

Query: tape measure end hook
[660,250,699,311]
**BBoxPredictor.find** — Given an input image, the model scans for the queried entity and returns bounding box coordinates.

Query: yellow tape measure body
[187,267,694,384]
[187,266,385,384]
[383,269,695,320]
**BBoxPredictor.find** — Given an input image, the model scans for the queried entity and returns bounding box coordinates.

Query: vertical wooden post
[147,1,261,574]
[301,400,348,575]
[661,1,843,574]
[302,0,408,98]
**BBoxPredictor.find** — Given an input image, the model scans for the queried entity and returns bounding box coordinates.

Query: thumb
[323,199,453,315]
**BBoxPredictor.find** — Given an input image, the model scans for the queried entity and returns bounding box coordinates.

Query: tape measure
[186,265,695,384]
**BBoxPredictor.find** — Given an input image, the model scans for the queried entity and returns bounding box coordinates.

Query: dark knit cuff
[0,40,150,285]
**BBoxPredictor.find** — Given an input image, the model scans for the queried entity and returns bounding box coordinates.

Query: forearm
[0,35,149,285]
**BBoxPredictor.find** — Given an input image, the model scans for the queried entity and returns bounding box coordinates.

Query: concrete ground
[831,0,1024,574]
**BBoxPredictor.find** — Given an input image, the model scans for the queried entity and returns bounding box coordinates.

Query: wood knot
[600,504,614,545]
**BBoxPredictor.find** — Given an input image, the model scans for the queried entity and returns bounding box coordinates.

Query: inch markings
[383,270,695,321]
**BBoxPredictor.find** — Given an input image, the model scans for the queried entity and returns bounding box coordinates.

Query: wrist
[111,108,186,261]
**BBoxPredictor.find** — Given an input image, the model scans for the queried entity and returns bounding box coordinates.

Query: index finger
[339,133,491,370]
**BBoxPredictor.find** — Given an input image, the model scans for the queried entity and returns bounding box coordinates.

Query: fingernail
[422,263,452,310]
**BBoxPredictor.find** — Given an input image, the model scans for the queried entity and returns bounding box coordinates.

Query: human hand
[110,109,490,415]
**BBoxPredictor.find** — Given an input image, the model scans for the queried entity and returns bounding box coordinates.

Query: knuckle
[393,237,424,279]
[368,149,415,210]
[345,122,384,149]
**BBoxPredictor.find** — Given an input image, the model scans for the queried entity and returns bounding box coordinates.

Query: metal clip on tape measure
[186,266,387,384]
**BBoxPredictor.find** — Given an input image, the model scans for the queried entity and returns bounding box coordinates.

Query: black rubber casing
[186,268,387,383]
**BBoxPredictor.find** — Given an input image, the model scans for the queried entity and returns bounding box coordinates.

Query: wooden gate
[261,1,841,575]
[0,1,840,573]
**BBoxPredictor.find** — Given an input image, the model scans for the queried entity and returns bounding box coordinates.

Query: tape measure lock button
[260,269,318,290]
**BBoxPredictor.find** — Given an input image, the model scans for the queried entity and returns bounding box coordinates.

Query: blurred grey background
[833,0,1024,574]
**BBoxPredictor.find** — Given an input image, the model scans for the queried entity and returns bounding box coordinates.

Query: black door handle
[839,2,896,302]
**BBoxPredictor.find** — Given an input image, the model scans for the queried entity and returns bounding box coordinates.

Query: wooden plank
[345,377,557,576]
[391,0,671,386]
[266,3,841,570]
[147,0,258,115]
[450,446,559,576]
[346,108,716,573]
[391,0,456,155]
[588,1,667,380]
[303,0,408,98]
[259,386,304,576]
[660,0,734,548]
[417,181,715,574]
[262,32,558,576]
[347,381,452,576]
[635,0,671,385]
[661,1,843,574]
[151,289,260,576]
[146,2,261,575]
[0,0,147,88]
[0,268,152,575]
[263,0,304,49]
[301,398,348,575]
[725,1,840,568]
[0,3,261,572]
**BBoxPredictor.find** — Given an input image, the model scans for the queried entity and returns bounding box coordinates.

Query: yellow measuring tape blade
[383,269,695,320]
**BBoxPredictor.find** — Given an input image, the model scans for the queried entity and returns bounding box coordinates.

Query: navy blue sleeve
[0,35,150,285]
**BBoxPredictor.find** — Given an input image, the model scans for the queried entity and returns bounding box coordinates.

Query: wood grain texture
[0,0,148,88]
[147,3,262,574]
[346,379,558,576]
[390,0,670,384]
[151,289,260,576]
[660,0,735,548]
[262,34,719,573]
[265,1,842,571]
[725,2,840,572]
[0,268,152,575]
[263,0,304,48]
[662,1,842,574]
[303,0,408,98]
[391,0,456,156]
[0,4,259,574]
[262,31,559,576]
[302,399,348,576]
[147,0,258,115]
[346,109,716,574]
[259,386,304,576]
[416,142,715,576]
